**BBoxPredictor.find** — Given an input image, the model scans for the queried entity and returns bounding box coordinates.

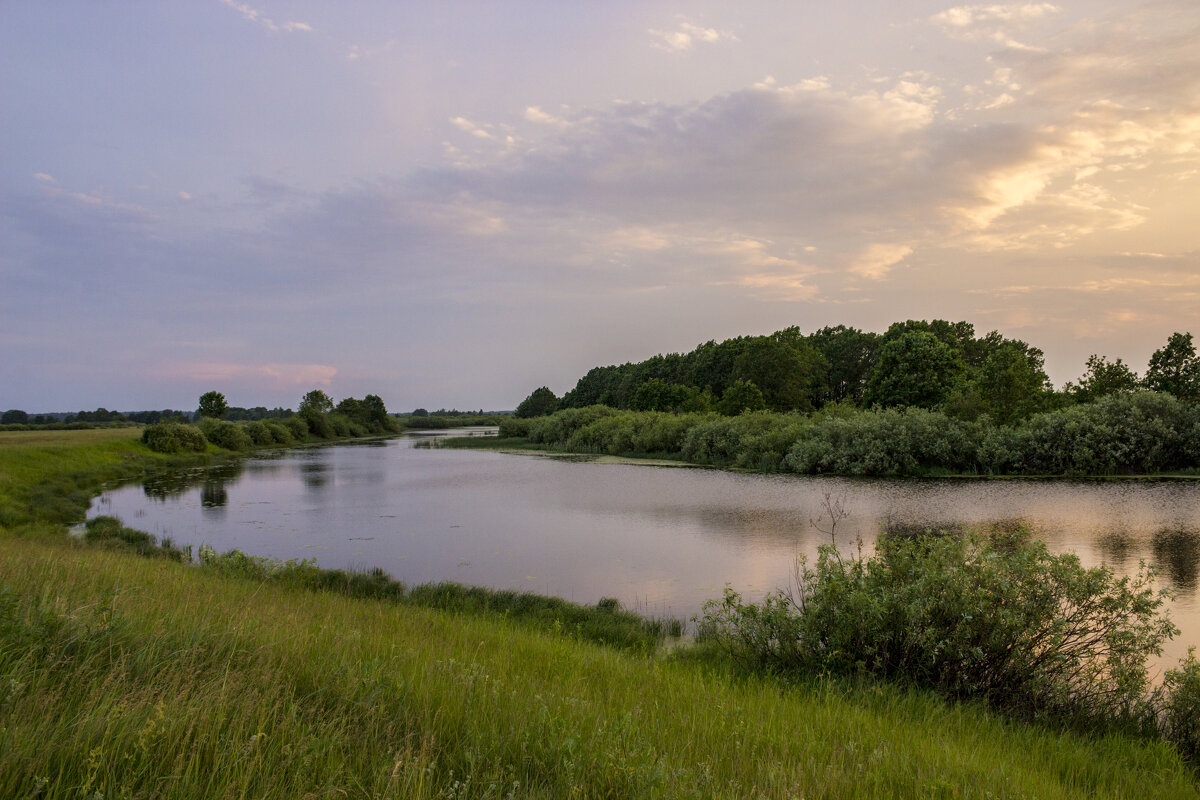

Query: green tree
[515,387,559,418]
[1,409,29,424]
[974,341,1052,425]
[1145,332,1200,400]
[361,394,389,428]
[864,331,964,409]
[732,337,828,412]
[299,389,334,415]
[807,325,882,405]
[1071,355,1140,403]
[198,391,228,419]
[717,379,766,416]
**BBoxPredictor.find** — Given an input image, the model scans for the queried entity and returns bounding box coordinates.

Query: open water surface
[89,430,1200,669]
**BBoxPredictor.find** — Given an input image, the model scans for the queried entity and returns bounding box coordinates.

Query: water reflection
[144,462,245,501]
[1152,530,1200,592]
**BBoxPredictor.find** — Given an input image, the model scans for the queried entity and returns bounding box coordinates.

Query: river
[88,430,1200,671]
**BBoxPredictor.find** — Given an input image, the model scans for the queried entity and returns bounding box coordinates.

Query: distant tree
[1071,355,1140,403]
[361,395,389,427]
[973,341,1052,425]
[198,391,228,419]
[865,331,964,409]
[299,389,334,415]
[515,387,559,418]
[336,397,364,420]
[732,337,828,412]
[412,408,429,417]
[1145,332,1200,400]
[808,325,882,405]
[1,409,28,424]
[717,379,767,416]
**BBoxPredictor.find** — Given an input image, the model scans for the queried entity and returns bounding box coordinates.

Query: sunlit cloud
[649,20,737,53]
[219,0,311,34]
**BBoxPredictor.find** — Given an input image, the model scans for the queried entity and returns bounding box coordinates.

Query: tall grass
[2,535,1197,799]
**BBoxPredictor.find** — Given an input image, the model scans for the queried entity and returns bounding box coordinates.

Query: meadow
[1,429,1198,798]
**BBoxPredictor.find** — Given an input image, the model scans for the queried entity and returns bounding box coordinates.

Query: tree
[515,387,559,418]
[361,394,389,428]
[974,341,1052,425]
[1072,355,1140,403]
[299,389,334,415]
[732,337,828,412]
[807,325,882,405]
[1,409,29,424]
[1145,332,1200,400]
[717,379,766,416]
[864,331,964,409]
[198,391,227,419]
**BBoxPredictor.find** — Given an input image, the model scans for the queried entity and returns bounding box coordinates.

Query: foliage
[786,407,983,476]
[732,336,829,412]
[808,325,882,405]
[197,391,228,419]
[497,416,533,437]
[140,421,208,454]
[1071,355,1141,403]
[299,389,334,415]
[864,331,965,409]
[198,418,253,451]
[526,405,618,445]
[1145,332,1200,401]
[514,386,560,418]
[1,409,29,424]
[698,531,1178,723]
[680,411,809,471]
[717,379,766,416]
[981,391,1200,475]
[1157,649,1200,765]
[972,340,1052,425]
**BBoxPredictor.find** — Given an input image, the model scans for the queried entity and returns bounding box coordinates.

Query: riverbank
[2,429,1198,797]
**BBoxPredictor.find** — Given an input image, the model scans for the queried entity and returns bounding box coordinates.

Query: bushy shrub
[681,411,809,471]
[497,416,533,438]
[785,407,983,476]
[244,420,273,446]
[199,419,253,451]
[328,413,352,438]
[981,391,1200,475]
[526,405,618,445]
[265,420,293,445]
[1157,649,1200,765]
[698,531,1177,721]
[141,421,207,454]
[283,415,309,441]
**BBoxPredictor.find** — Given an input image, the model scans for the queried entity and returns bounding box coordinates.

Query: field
[0,429,1197,798]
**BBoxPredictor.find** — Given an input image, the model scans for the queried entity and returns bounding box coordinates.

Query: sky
[3,1,1199,413]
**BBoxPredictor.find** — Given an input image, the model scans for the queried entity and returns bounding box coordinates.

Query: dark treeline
[516,320,1198,427]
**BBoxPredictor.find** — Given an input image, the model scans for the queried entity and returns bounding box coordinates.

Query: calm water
[89,431,1200,669]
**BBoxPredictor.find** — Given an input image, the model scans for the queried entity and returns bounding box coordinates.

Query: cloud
[848,244,913,279]
[649,20,737,53]
[32,173,56,184]
[155,360,336,387]
[219,0,311,34]
[931,3,1060,49]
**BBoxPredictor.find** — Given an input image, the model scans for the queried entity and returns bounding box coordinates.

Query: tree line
[515,320,1199,425]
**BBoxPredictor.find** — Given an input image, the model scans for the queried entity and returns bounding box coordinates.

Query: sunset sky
[3,1,1199,412]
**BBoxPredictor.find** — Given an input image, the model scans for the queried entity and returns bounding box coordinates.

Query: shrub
[1158,649,1200,765]
[199,419,253,451]
[141,421,207,454]
[698,531,1177,722]
[785,407,982,476]
[265,420,293,445]
[526,405,618,445]
[283,415,309,441]
[980,392,1200,475]
[244,420,274,446]
[681,411,808,471]
[497,416,533,438]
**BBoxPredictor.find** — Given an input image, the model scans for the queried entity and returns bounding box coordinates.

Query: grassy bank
[3,534,1198,799]
[2,429,1198,797]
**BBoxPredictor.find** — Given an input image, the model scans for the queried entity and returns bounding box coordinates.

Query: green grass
[1,429,1198,797]
[2,535,1197,799]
